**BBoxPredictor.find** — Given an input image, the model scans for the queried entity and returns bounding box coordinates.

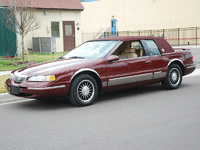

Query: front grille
[14,76,27,83]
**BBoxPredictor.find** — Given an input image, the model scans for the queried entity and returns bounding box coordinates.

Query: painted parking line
[0,99,36,106]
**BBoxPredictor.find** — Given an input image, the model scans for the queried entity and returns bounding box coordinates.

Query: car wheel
[162,64,182,90]
[69,74,98,106]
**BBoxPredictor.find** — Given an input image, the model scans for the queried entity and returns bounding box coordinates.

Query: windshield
[62,41,119,59]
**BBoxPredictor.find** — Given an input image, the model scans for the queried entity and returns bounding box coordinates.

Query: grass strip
[0,52,66,71]
[0,74,9,94]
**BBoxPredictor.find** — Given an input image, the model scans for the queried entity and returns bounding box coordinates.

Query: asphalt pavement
[0,74,200,150]
[0,93,29,104]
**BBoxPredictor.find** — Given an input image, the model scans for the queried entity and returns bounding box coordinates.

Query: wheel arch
[70,68,102,92]
[167,59,185,75]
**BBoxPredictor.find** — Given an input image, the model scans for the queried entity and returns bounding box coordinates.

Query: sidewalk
[0,71,11,76]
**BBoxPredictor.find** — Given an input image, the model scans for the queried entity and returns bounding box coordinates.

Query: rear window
[142,40,161,56]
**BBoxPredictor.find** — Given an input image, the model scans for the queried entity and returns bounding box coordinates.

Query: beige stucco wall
[81,0,200,33]
[17,9,82,54]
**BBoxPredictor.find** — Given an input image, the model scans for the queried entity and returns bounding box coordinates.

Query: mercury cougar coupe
[6,36,196,106]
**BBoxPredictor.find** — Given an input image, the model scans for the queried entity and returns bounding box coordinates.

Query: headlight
[9,73,14,79]
[28,75,56,82]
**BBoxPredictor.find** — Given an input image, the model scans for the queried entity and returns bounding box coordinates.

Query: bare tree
[2,0,40,63]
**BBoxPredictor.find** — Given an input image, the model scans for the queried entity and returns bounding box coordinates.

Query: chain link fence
[82,26,200,46]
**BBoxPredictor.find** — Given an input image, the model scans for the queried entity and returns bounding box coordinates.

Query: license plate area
[10,86,20,95]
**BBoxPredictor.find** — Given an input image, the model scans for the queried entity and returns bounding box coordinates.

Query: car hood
[13,59,91,77]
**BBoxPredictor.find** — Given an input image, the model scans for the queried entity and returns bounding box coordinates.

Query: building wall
[81,0,200,33]
[17,9,82,54]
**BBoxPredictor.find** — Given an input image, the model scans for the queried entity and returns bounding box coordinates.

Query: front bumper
[6,79,70,99]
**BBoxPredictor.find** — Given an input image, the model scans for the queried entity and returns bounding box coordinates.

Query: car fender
[70,68,100,82]
[167,58,185,75]
[167,58,184,67]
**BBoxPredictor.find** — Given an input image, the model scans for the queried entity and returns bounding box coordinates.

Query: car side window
[142,40,161,56]
[113,41,145,59]
[130,41,146,57]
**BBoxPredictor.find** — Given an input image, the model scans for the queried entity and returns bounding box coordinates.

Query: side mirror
[106,55,119,62]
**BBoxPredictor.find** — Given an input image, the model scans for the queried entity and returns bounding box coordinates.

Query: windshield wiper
[69,56,85,59]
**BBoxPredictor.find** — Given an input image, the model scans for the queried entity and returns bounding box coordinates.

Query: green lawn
[0,74,9,94]
[0,52,66,71]
[0,52,67,94]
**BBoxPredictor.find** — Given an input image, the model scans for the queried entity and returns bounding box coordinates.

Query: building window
[51,22,60,37]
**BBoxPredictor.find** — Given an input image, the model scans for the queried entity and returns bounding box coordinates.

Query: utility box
[32,37,56,53]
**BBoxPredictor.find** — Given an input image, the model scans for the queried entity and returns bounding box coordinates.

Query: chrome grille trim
[27,85,65,90]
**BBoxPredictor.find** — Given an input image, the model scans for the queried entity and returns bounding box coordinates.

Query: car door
[105,41,153,87]
[141,40,168,79]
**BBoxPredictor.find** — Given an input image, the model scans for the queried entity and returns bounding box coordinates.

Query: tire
[69,74,98,106]
[162,64,182,90]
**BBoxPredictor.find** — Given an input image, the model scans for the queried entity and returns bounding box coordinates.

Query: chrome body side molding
[154,71,167,79]
[187,64,196,69]
[108,73,153,86]
[70,68,100,82]
[102,81,107,87]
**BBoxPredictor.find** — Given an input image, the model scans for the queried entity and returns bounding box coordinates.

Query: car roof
[89,36,163,42]
[88,36,175,54]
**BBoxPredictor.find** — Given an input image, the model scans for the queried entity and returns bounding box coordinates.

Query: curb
[0,71,11,76]
[0,93,9,96]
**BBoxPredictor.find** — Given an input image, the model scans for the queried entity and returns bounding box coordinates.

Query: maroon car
[6,36,196,106]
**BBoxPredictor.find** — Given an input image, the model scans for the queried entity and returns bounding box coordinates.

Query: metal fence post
[196,26,198,45]
[163,29,165,38]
